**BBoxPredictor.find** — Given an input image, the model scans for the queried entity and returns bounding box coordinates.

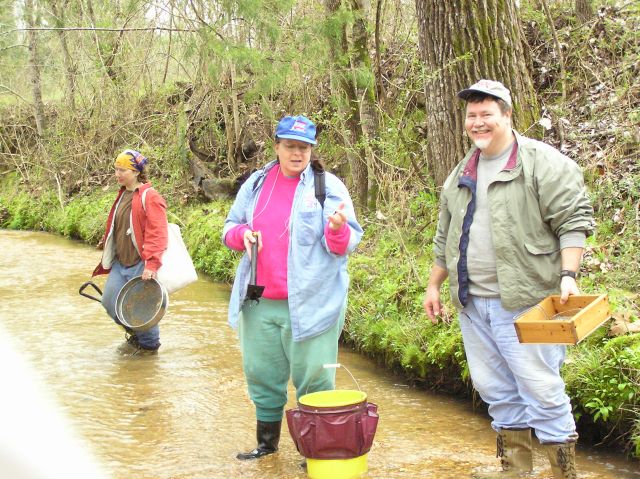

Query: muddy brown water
[0,230,637,479]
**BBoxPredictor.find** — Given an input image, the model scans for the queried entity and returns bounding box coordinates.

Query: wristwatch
[560,270,577,279]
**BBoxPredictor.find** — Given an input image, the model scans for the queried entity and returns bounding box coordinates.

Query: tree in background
[351,0,380,210]
[183,0,330,174]
[83,0,126,84]
[323,0,379,210]
[2,0,540,202]
[575,0,594,22]
[23,0,46,136]
[415,0,539,186]
[48,0,77,111]
[0,0,25,99]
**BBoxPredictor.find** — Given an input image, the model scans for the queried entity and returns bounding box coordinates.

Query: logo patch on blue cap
[291,120,307,132]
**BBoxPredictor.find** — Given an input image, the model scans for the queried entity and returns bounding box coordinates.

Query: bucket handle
[305,363,361,396]
[79,281,103,303]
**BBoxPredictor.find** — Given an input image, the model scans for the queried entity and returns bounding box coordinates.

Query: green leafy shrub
[344,194,469,394]
[181,202,240,283]
[564,335,640,453]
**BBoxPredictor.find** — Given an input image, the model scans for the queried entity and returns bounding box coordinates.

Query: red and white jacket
[93,183,168,276]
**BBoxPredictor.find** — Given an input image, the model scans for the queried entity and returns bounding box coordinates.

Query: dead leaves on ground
[609,310,640,337]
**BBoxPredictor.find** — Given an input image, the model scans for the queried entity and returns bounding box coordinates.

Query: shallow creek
[0,230,637,478]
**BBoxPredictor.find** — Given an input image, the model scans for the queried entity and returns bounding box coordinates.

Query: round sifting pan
[115,277,168,332]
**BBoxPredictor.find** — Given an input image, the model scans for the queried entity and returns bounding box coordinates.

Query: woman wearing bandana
[93,149,168,354]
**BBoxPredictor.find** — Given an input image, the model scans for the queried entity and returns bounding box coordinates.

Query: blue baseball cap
[275,115,317,145]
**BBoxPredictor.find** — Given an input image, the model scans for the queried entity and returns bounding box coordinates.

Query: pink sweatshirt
[225,165,351,299]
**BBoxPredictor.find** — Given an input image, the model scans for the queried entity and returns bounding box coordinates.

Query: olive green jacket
[433,131,594,311]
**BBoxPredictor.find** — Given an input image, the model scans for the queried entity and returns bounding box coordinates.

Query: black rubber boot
[236,420,282,460]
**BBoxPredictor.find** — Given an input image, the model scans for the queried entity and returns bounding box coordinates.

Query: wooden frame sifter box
[514,294,611,345]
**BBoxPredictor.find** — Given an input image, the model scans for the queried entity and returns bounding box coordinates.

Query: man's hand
[424,285,443,324]
[423,264,449,324]
[560,247,583,304]
[328,203,347,231]
[560,276,580,304]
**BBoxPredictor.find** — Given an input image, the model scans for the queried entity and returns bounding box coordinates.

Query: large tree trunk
[415,0,539,187]
[24,0,46,136]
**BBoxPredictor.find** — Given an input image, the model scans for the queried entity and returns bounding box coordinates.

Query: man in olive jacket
[423,80,593,479]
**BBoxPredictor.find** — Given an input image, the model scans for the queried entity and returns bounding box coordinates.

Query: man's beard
[473,137,491,150]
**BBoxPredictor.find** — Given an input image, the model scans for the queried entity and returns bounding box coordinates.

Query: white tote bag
[156,223,198,293]
[142,189,198,294]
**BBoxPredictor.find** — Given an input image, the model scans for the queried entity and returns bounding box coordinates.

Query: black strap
[314,170,326,208]
[252,167,326,208]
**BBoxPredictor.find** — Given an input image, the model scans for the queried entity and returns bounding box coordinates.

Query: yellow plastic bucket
[299,389,367,408]
[307,454,368,479]
[298,389,369,479]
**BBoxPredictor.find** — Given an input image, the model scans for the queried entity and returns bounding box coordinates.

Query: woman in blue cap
[223,115,363,460]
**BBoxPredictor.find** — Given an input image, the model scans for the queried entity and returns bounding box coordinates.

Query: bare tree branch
[0,44,27,52]
[0,85,32,104]
[1,26,199,35]
[163,0,175,83]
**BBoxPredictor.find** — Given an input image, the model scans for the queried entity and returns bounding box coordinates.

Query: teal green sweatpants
[239,298,345,422]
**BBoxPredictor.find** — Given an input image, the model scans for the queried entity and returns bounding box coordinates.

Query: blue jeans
[458,295,577,444]
[102,260,161,350]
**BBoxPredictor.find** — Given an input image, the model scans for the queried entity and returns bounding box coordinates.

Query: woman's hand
[328,203,347,231]
[142,268,156,281]
[243,230,262,259]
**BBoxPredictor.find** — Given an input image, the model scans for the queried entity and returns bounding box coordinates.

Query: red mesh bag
[286,400,379,459]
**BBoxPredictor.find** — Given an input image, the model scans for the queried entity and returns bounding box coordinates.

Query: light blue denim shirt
[223,160,363,342]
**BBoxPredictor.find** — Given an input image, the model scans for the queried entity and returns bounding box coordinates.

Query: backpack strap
[252,165,327,208]
[140,187,153,211]
[314,170,326,209]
